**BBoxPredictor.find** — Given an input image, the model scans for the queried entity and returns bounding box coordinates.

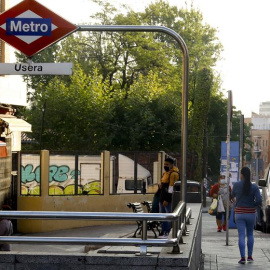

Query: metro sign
[0,0,78,57]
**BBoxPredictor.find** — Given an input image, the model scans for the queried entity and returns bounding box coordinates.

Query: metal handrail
[0,236,178,246]
[0,201,191,256]
[0,211,177,221]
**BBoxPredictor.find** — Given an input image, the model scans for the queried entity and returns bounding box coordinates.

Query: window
[125,180,143,190]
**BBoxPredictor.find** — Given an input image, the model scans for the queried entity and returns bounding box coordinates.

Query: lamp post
[253,136,261,184]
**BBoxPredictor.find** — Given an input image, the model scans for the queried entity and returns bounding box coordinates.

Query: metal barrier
[0,202,192,256]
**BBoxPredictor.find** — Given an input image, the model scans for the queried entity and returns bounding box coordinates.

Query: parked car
[173,180,201,203]
[258,165,270,233]
[252,182,263,230]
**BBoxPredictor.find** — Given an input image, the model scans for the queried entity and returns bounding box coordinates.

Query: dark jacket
[0,219,13,251]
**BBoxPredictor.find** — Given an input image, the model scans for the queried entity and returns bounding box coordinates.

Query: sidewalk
[201,197,270,270]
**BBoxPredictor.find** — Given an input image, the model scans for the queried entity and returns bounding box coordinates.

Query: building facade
[245,112,270,180]
[259,101,270,116]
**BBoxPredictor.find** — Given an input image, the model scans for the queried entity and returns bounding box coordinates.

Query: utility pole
[226,90,232,246]
[253,136,261,184]
[239,114,244,174]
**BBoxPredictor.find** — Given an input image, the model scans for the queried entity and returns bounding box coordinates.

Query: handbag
[217,195,225,212]
[208,198,218,216]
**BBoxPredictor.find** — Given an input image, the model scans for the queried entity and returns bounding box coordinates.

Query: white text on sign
[6,18,52,36]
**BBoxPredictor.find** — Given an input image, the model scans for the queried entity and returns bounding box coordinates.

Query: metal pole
[134,153,138,194]
[239,115,244,178]
[226,90,232,246]
[255,157,259,184]
[76,25,189,205]
[140,220,148,255]
[75,153,78,195]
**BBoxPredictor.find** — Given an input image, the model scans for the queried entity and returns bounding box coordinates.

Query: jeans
[159,201,172,234]
[235,213,256,258]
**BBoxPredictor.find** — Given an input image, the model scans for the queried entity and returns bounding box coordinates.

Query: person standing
[0,205,13,251]
[232,167,262,264]
[209,175,232,232]
[158,157,179,238]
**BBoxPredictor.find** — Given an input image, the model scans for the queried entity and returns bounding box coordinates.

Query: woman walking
[210,175,232,232]
[232,167,262,264]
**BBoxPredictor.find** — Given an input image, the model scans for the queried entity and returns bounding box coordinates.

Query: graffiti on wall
[21,154,102,196]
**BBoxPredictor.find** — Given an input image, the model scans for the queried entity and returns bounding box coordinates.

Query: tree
[188,68,213,181]
[206,91,227,177]
[17,0,229,181]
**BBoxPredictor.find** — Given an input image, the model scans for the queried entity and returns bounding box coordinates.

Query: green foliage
[189,68,213,181]
[16,0,243,181]
[206,91,227,176]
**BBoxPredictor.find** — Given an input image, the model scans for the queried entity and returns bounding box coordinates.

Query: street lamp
[253,136,261,184]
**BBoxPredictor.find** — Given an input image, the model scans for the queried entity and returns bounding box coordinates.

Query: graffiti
[22,164,75,183]
[49,165,70,182]
[21,163,101,196]
[21,164,40,183]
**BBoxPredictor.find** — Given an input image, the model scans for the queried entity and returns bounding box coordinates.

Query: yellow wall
[17,193,155,233]
[17,150,155,233]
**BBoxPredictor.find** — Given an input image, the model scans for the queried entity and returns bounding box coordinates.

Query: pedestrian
[232,167,262,264]
[209,175,232,232]
[0,205,13,251]
[158,157,179,238]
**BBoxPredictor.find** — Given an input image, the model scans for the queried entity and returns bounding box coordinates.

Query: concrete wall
[17,150,155,233]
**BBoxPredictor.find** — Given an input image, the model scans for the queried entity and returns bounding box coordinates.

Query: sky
[9,0,270,117]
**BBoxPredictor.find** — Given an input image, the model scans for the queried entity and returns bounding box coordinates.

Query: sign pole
[226,90,232,246]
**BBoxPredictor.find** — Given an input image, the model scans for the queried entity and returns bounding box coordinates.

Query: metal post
[253,136,261,184]
[226,90,232,246]
[77,25,189,206]
[140,220,148,255]
[239,115,244,177]
[75,153,78,195]
[134,153,138,194]
[172,219,180,253]
[255,157,259,184]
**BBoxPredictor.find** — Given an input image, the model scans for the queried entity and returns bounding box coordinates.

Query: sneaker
[238,257,246,264]
[247,256,254,262]
[222,225,226,231]
[217,226,222,232]
[158,233,169,239]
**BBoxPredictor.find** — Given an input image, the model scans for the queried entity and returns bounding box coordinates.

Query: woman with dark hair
[232,167,262,264]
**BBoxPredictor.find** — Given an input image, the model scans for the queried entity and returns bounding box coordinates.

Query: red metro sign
[0,0,78,57]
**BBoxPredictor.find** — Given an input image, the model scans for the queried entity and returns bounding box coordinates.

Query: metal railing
[0,201,192,255]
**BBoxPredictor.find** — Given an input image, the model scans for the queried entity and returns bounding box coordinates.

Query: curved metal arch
[76,25,189,202]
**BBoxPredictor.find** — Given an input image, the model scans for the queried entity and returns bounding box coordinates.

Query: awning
[0,117,32,132]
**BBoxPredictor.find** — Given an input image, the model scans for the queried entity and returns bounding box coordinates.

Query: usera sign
[0,0,78,57]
